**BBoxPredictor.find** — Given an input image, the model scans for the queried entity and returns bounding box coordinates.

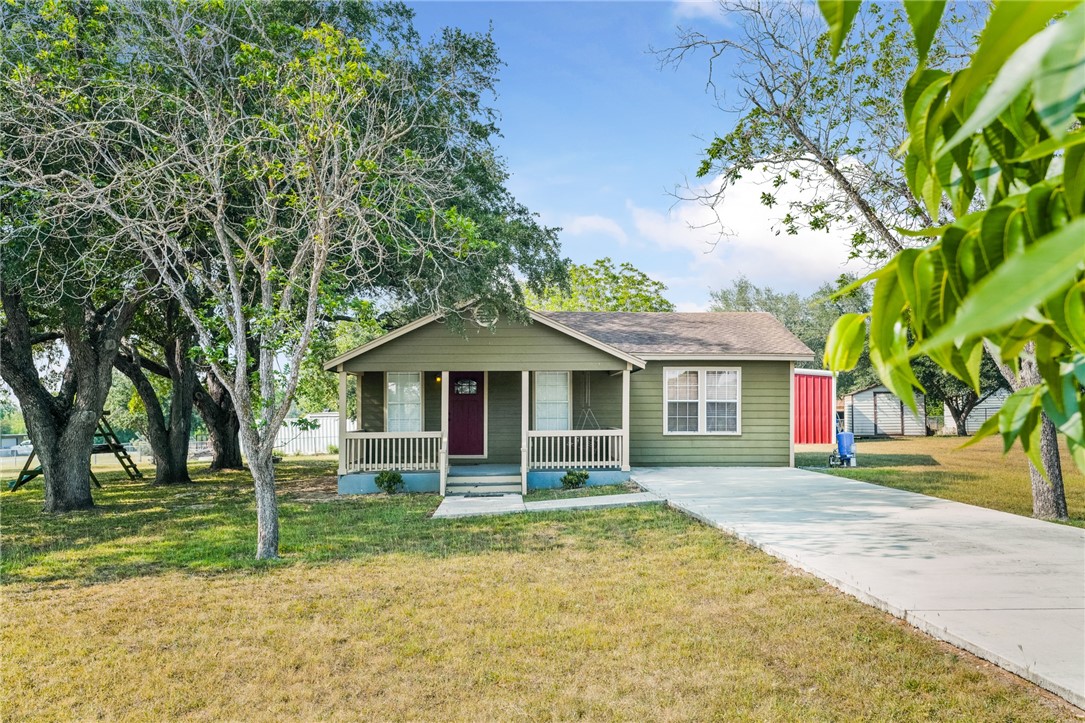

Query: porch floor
[447,464,520,478]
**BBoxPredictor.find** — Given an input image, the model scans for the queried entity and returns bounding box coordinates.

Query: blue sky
[408,1,862,310]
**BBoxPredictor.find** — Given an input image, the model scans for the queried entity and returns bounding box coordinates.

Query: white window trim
[662,366,742,436]
[532,370,572,431]
[449,371,489,460]
[383,371,424,433]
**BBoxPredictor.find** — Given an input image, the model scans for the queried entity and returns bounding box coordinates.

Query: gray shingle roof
[539,311,814,359]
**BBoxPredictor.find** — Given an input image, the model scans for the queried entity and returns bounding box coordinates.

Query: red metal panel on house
[794,372,834,444]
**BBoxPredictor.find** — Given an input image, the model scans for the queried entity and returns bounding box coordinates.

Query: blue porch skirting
[338,468,631,495]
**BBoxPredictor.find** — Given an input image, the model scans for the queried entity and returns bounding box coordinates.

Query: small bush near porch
[797,435,1085,527]
[2,461,1072,720]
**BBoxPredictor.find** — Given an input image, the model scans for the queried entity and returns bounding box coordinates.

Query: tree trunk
[194,373,243,471]
[984,341,1068,519]
[115,343,194,485]
[32,408,100,512]
[247,443,280,560]
[1031,415,1069,520]
[0,286,137,512]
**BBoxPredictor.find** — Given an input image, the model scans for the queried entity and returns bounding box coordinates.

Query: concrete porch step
[446,478,522,496]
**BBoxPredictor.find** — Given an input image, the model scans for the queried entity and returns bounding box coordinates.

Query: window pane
[706,370,738,401]
[387,372,422,432]
[535,372,569,430]
[707,401,737,432]
[666,370,698,401]
[667,401,699,432]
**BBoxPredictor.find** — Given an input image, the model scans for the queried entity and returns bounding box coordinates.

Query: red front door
[448,371,485,456]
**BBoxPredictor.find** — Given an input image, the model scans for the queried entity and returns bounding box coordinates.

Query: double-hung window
[386,372,422,432]
[664,367,741,435]
[534,371,571,430]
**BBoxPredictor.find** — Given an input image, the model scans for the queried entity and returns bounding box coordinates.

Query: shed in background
[793,369,835,444]
[943,388,1010,435]
[843,384,926,437]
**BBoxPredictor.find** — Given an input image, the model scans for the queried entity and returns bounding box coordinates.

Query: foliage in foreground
[821,1,1085,474]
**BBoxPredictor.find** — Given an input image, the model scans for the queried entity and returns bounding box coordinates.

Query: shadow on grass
[796,452,941,468]
[1,459,690,587]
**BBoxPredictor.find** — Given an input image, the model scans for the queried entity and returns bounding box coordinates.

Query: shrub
[327,444,338,455]
[560,470,589,490]
[374,470,404,494]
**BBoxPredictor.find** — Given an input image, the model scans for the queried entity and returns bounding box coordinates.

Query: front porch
[334,367,632,495]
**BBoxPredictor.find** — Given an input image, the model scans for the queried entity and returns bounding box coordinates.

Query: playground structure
[7,412,142,492]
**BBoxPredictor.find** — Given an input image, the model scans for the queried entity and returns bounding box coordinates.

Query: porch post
[337,367,347,475]
[355,373,364,431]
[521,370,529,494]
[440,370,449,495]
[621,364,631,472]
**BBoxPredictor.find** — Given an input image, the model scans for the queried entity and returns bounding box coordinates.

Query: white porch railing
[342,431,444,473]
[528,429,624,470]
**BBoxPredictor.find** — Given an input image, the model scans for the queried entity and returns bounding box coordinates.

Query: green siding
[354,360,792,467]
[570,371,622,430]
[339,317,626,372]
[629,361,791,467]
[484,372,522,464]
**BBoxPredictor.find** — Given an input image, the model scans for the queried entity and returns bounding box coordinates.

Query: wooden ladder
[96,413,142,481]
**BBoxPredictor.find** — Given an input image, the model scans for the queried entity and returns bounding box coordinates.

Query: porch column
[355,373,364,431]
[521,370,529,494]
[440,370,450,495]
[621,364,631,472]
[338,367,347,475]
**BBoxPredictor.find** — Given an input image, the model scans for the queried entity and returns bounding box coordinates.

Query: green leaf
[904,1,946,66]
[1012,127,1085,162]
[824,313,869,371]
[818,0,862,60]
[1033,3,1085,138]
[1065,143,1085,217]
[942,1,1075,119]
[921,217,1085,350]
[941,15,1077,155]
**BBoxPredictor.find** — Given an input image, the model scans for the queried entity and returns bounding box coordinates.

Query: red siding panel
[794,372,834,444]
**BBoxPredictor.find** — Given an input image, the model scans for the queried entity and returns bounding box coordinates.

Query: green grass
[523,482,640,503]
[797,435,1085,527]
[2,458,1076,720]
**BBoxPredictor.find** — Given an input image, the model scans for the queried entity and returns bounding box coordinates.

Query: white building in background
[842,383,926,437]
[942,389,1010,435]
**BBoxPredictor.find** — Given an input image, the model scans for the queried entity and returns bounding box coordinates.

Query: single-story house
[324,310,814,495]
[942,388,1010,435]
[842,383,926,437]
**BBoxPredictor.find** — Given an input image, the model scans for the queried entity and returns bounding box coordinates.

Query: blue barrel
[836,431,855,459]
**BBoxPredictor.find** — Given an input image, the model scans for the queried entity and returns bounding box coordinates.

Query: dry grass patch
[797,435,1085,527]
[2,458,1077,720]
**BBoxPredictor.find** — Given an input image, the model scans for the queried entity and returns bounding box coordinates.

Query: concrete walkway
[632,467,1085,708]
[432,491,662,519]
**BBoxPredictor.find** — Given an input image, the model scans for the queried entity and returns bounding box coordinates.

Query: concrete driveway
[632,467,1085,708]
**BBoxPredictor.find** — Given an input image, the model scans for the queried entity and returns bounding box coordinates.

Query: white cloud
[672,0,728,24]
[627,165,865,297]
[563,214,629,246]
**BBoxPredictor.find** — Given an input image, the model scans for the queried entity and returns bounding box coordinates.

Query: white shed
[843,384,926,437]
[943,388,1009,435]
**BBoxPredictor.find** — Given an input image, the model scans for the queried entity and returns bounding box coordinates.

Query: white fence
[528,429,624,470]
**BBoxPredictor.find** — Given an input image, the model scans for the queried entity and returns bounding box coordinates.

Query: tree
[0,0,143,511]
[2,2,563,556]
[525,258,675,312]
[666,0,1075,518]
[709,274,878,395]
[114,298,197,485]
[820,1,1085,520]
[913,355,1009,436]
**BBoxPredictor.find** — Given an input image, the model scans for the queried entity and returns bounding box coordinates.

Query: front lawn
[796,435,1085,527]
[1,460,1073,720]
